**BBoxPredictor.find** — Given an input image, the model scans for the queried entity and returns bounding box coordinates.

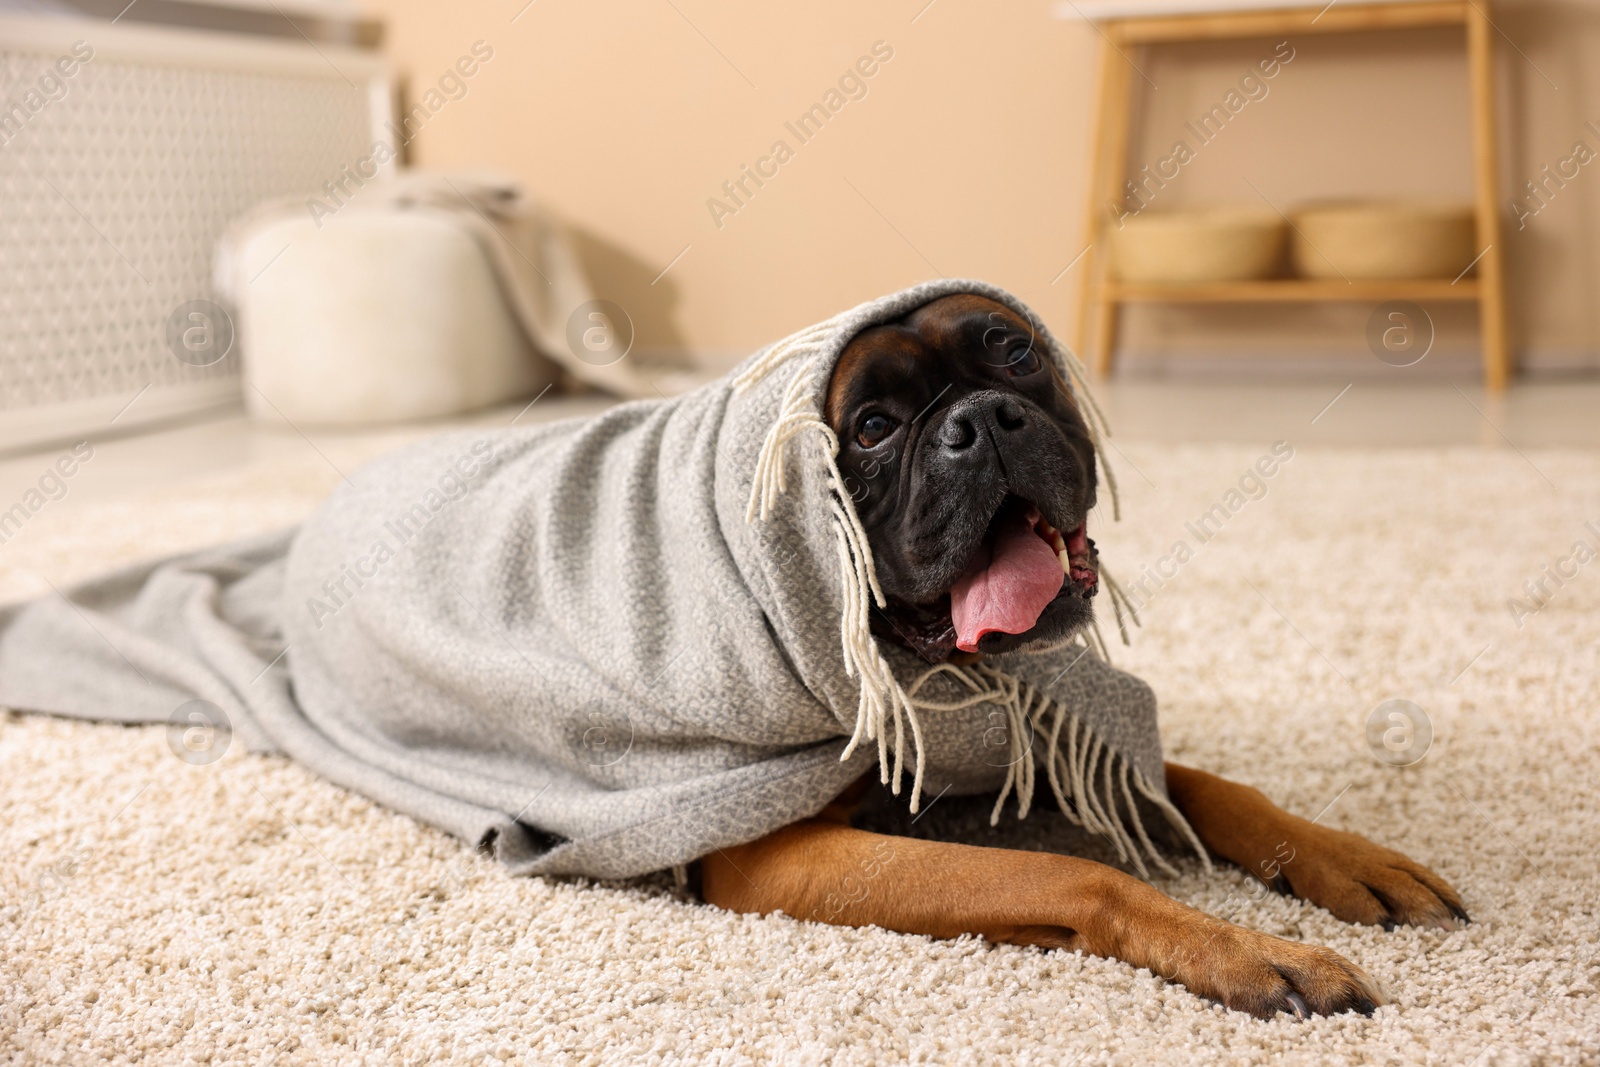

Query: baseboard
[1112,346,1600,381]
[0,381,244,458]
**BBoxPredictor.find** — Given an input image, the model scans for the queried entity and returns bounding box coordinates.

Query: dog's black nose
[939,392,1026,451]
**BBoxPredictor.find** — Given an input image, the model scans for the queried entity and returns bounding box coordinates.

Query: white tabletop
[1051,0,1418,19]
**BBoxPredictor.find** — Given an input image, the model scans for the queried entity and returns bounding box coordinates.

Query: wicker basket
[1290,201,1476,280]
[1111,207,1286,284]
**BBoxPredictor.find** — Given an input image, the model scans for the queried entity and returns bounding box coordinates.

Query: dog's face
[825,294,1101,664]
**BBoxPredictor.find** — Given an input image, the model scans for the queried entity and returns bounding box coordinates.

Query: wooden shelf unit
[1072,0,1511,389]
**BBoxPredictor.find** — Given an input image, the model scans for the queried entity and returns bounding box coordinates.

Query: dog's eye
[1006,345,1042,376]
[857,413,897,448]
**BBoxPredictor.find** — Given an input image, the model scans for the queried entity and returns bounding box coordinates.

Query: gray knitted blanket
[0,280,1204,880]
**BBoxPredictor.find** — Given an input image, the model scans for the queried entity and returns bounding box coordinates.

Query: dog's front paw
[1268,825,1468,931]
[1161,917,1385,1019]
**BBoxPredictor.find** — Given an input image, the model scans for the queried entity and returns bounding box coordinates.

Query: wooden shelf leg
[1092,297,1121,377]
[1467,0,1511,391]
[1075,29,1136,379]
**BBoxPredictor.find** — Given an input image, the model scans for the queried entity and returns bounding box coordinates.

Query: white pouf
[231,210,557,425]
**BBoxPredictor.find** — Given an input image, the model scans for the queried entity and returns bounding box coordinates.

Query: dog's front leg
[1164,762,1467,930]
[701,819,1381,1018]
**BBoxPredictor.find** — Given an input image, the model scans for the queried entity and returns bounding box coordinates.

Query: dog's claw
[1166,919,1387,1019]
[1265,824,1467,933]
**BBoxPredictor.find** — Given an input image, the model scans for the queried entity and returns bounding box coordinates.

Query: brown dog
[700,294,1465,1019]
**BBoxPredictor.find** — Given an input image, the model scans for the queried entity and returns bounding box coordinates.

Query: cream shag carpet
[2,428,1597,1066]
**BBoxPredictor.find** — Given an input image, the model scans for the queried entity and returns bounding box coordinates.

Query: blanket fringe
[733,320,840,396]
[897,662,1211,879]
[743,353,924,805]
[739,331,1208,878]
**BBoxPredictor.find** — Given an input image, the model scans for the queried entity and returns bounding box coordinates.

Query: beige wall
[357,0,1600,375]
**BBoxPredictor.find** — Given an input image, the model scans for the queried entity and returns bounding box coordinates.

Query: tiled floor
[1,379,1596,511]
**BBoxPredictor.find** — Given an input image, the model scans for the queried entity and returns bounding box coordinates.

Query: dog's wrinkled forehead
[825,294,1071,427]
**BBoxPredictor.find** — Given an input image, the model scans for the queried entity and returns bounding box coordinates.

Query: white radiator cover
[0,13,393,452]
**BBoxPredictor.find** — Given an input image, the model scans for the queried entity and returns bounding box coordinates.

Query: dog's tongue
[949,510,1064,653]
